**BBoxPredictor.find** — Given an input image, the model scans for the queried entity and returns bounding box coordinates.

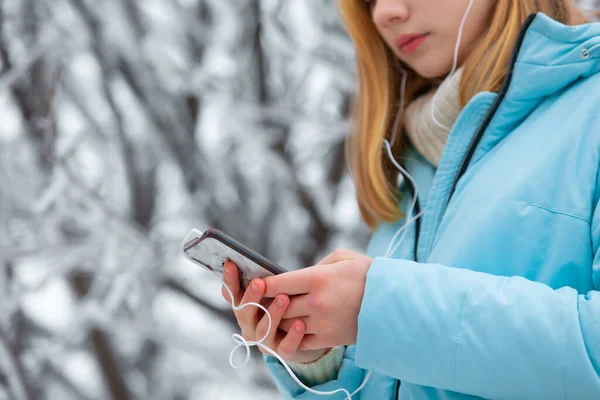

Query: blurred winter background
[1,0,599,399]
[0,0,368,399]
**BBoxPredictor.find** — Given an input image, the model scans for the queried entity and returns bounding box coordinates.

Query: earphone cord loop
[219,276,371,399]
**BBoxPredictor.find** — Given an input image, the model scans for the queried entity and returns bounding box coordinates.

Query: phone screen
[181,229,286,289]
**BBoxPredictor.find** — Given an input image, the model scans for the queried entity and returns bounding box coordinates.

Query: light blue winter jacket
[265,13,600,399]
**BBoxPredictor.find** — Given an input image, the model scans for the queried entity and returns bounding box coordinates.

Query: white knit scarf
[403,69,463,166]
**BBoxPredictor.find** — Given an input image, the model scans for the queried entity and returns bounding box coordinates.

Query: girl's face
[369,0,496,78]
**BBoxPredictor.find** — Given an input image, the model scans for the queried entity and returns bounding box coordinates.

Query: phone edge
[203,228,287,275]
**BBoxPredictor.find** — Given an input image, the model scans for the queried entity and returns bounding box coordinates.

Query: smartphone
[181,228,288,289]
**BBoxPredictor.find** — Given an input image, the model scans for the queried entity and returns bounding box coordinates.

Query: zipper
[442,14,537,222]
[394,379,401,400]
[391,166,417,400]
[394,167,421,261]
[393,13,537,400]
[405,176,421,262]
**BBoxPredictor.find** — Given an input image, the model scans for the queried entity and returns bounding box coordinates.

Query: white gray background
[0,1,598,399]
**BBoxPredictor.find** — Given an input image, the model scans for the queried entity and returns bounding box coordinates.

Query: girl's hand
[263,249,373,351]
[221,260,330,364]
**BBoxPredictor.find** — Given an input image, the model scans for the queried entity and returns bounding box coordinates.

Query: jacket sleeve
[263,345,368,400]
[354,249,600,399]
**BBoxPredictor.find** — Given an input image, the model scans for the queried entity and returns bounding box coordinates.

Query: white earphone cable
[430,0,475,132]
[220,275,372,399]
[385,0,474,258]
[219,1,475,397]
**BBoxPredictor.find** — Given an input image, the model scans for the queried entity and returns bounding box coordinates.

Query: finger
[260,298,273,309]
[258,329,286,357]
[221,285,231,304]
[281,294,310,319]
[263,268,312,298]
[222,260,243,306]
[315,248,356,266]
[277,320,306,360]
[256,294,289,344]
[299,334,322,351]
[235,279,266,331]
[279,317,312,334]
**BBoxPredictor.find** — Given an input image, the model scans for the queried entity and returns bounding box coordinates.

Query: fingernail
[276,298,285,308]
[295,324,302,333]
[251,283,259,293]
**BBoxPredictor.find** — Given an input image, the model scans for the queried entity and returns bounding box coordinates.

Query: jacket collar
[494,12,600,134]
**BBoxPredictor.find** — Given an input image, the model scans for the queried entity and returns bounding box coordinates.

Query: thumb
[314,249,357,266]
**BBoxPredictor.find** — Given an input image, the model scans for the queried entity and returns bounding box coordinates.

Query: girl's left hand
[263,249,373,351]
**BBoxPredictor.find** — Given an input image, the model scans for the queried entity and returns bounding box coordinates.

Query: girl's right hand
[221,260,329,364]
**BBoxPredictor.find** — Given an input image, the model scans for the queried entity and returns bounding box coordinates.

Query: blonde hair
[338,0,591,230]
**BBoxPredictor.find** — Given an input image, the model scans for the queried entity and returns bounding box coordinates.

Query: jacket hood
[496,12,600,135]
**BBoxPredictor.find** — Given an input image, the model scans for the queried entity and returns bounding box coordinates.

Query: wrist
[286,346,345,387]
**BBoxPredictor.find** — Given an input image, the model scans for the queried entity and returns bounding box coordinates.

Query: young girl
[222,0,600,398]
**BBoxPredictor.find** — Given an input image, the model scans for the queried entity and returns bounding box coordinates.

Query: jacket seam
[524,203,588,224]
[452,291,467,391]
[564,300,574,400]
[445,198,590,225]
[518,59,600,67]
[593,118,600,212]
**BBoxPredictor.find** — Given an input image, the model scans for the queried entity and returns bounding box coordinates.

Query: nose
[371,0,410,27]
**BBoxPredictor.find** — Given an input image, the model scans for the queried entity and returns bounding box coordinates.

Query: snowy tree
[0,0,366,399]
[1,0,598,399]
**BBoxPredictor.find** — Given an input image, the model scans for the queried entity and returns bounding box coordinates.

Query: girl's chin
[411,63,453,80]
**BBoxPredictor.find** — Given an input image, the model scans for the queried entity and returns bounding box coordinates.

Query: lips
[395,33,429,54]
